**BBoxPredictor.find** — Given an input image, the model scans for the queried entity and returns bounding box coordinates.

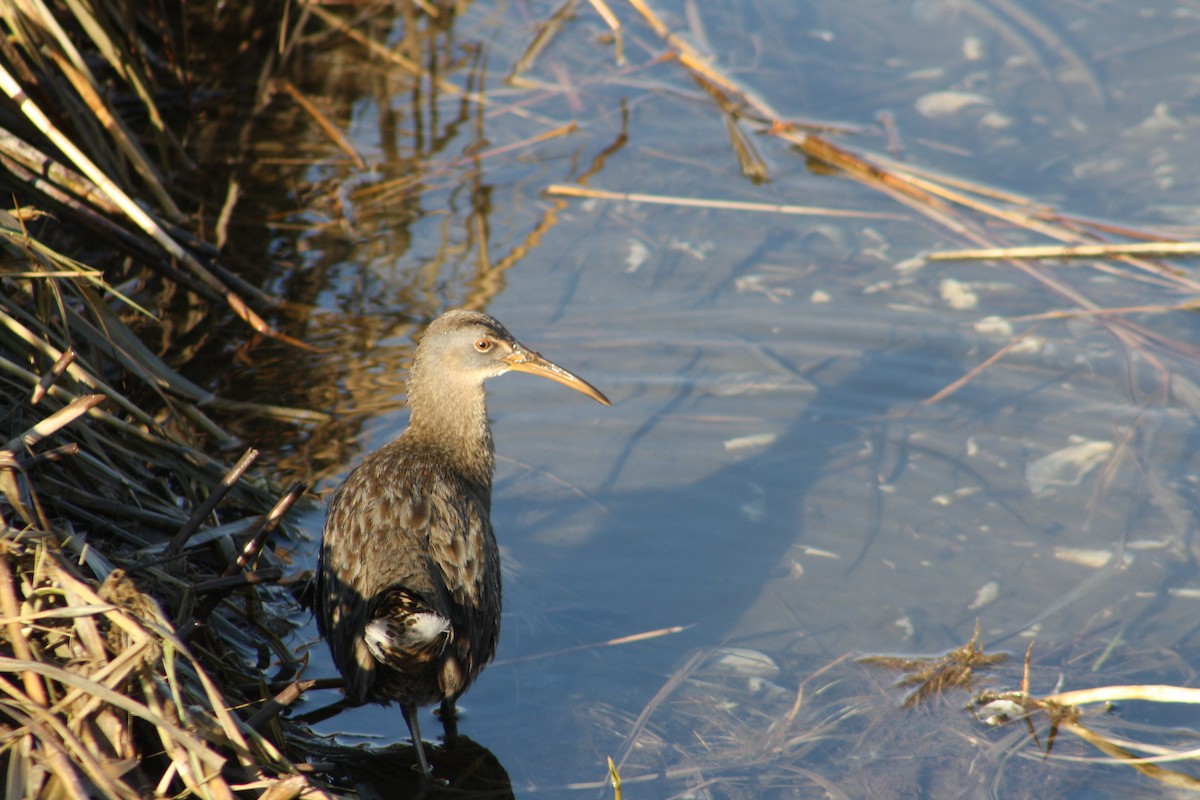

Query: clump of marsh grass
[0,531,325,799]
[0,3,337,796]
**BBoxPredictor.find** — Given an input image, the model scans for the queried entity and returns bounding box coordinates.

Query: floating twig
[930,241,1200,262]
[545,184,906,219]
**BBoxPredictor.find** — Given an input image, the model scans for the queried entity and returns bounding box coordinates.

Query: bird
[316,309,610,777]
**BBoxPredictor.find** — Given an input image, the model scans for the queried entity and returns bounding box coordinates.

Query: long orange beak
[504,348,611,406]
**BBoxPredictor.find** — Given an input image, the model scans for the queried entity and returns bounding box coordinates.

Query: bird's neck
[405,373,496,488]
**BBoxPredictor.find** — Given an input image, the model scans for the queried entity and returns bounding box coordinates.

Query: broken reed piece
[177,480,307,642]
[221,480,307,578]
[0,394,103,529]
[3,442,80,470]
[1,393,106,453]
[31,347,75,404]
[163,447,259,559]
[245,678,320,733]
[192,567,283,596]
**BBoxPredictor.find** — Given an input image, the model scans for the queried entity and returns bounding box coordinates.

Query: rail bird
[316,309,610,775]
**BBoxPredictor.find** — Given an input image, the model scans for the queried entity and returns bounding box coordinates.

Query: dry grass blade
[245,679,318,734]
[492,624,688,667]
[545,184,906,219]
[607,755,622,800]
[0,555,47,707]
[0,687,133,800]
[276,80,366,170]
[584,0,624,64]
[0,127,120,215]
[612,649,705,773]
[1,393,105,453]
[1046,685,1200,707]
[922,326,1041,406]
[930,241,1200,261]
[1061,722,1200,788]
[724,114,769,182]
[0,64,155,251]
[626,0,764,112]
[619,0,1189,301]
[509,0,579,85]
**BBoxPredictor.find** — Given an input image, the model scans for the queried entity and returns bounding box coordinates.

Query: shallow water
[216,1,1200,795]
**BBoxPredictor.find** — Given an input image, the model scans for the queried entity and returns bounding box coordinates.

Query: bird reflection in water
[325,735,514,799]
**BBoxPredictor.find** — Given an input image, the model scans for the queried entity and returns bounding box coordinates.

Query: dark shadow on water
[324,736,514,800]
[502,327,985,709]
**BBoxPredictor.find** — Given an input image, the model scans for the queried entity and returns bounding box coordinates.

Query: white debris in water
[736,273,793,302]
[974,316,1013,337]
[908,67,946,81]
[796,545,841,559]
[980,110,1015,129]
[1011,336,1043,354]
[1124,102,1185,138]
[810,289,831,304]
[741,484,767,522]
[748,676,791,700]
[915,90,991,119]
[1053,546,1129,569]
[1126,539,1171,551]
[939,278,979,309]
[709,647,781,679]
[895,615,915,639]
[962,36,985,61]
[669,237,714,261]
[709,373,813,397]
[968,580,1000,610]
[724,433,777,451]
[977,698,1025,725]
[624,238,649,273]
[1026,438,1113,495]
[932,486,981,506]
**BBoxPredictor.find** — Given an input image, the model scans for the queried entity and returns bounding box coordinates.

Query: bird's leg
[401,702,433,777]
[438,697,459,743]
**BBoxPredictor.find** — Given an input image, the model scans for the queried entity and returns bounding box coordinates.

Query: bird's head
[413,309,611,406]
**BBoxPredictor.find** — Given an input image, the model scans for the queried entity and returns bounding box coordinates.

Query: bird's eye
[475,338,492,352]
